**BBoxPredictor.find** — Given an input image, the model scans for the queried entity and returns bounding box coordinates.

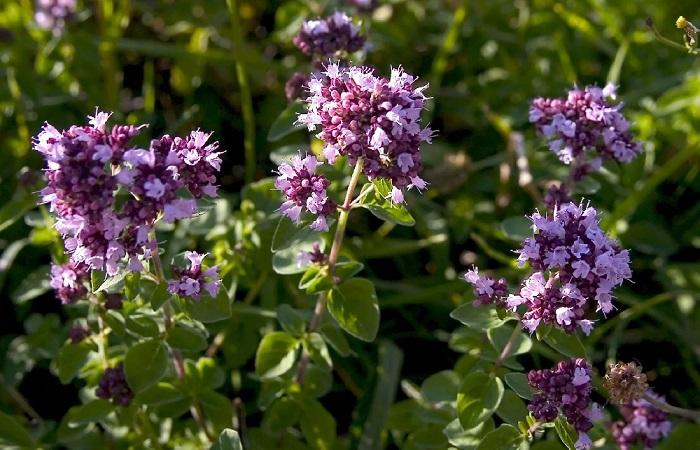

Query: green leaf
[270,144,304,165]
[210,429,243,450]
[457,371,504,429]
[356,340,403,450]
[0,411,35,447]
[320,320,352,357]
[500,216,532,241]
[167,322,209,352]
[272,232,324,275]
[136,382,187,406]
[450,303,507,331]
[504,372,535,400]
[95,271,127,293]
[477,424,524,450]
[184,288,234,323]
[271,216,316,253]
[657,423,700,450]
[496,391,528,426]
[11,266,51,304]
[421,370,461,405]
[487,325,532,356]
[542,327,587,359]
[0,191,36,234]
[255,331,299,379]
[554,418,577,450]
[125,314,160,338]
[277,304,308,336]
[124,338,169,392]
[198,388,234,431]
[358,179,415,226]
[305,333,332,370]
[327,278,380,342]
[66,399,114,425]
[55,340,93,384]
[147,282,170,310]
[299,396,336,450]
[298,265,333,294]
[268,101,305,142]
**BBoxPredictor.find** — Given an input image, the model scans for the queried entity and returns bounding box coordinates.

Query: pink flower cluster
[612,392,672,450]
[35,0,76,35]
[168,252,221,301]
[297,63,433,203]
[34,110,223,278]
[293,12,365,60]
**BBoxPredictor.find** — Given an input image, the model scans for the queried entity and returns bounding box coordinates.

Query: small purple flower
[297,63,433,202]
[528,359,598,450]
[69,324,90,343]
[293,12,365,59]
[530,85,641,178]
[285,72,310,102]
[612,391,672,450]
[513,202,631,334]
[544,184,572,210]
[96,364,133,406]
[276,154,337,231]
[168,251,221,301]
[297,242,327,267]
[50,261,89,304]
[35,0,76,35]
[463,267,509,307]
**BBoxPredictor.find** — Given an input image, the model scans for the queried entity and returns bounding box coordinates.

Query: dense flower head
[168,252,221,301]
[604,362,649,405]
[276,154,336,231]
[33,110,223,277]
[544,184,572,210]
[612,391,672,450]
[96,364,133,406]
[529,84,641,179]
[293,12,365,59]
[50,261,89,304]
[508,202,631,334]
[528,358,600,450]
[35,0,76,35]
[298,242,327,267]
[298,63,433,203]
[464,267,509,307]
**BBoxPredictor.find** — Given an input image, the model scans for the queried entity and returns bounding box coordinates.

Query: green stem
[226,0,257,183]
[296,159,364,384]
[643,393,700,421]
[95,0,120,110]
[646,18,700,55]
[493,323,521,371]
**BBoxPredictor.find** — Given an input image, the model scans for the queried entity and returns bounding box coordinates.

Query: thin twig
[643,393,700,421]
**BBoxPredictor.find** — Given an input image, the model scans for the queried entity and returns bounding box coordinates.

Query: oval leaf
[255,331,299,379]
[327,278,380,342]
[457,371,504,430]
[124,338,169,392]
[268,101,305,142]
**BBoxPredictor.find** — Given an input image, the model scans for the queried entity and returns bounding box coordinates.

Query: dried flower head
[528,358,601,450]
[529,85,641,180]
[297,63,433,203]
[612,391,672,450]
[96,364,133,406]
[293,12,365,59]
[604,361,649,405]
[168,252,221,301]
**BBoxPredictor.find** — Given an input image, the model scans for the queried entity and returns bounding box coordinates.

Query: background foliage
[1,0,700,449]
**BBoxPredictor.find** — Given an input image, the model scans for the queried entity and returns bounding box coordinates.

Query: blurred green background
[1,0,700,447]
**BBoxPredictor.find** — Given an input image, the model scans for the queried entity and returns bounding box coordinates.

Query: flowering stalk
[642,393,700,421]
[149,237,214,442]
[226,0,256,183]
[296,158,364,384]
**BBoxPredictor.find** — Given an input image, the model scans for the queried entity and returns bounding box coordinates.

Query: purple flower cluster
[69,324,90,343]
[168,252,221,301]
[528,359,600,450]
[34,110,223,278]
[286,72,310,102]
[529,84,641,179]
[508,202,631,334]
[346,0,378,12]
[612,392,672,450]
[276,154,336,231]
[293,12,365,60]
[96,364,133,406]
[298,63,433,203]
[50,261,89,304]
[297,242,327,267]
[35,0,76,35]
[463,267,508,307]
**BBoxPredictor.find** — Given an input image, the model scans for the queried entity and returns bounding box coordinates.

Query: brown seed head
[603,361,649,405]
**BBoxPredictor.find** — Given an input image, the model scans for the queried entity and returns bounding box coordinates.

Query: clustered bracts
[508,202,631,334]
[34,110,223,282]
[463,267,509,307]
[612,391,672,450]
[50,261,89,304]
[297,63,433,203]
[35,0,76,35]
[528,358,600,450]
[604,361,649,405]
[276,154,336,231]
[529,84,641,180]
[293,12,365,60]
[96,364,133,406]
[168,252,221,301]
